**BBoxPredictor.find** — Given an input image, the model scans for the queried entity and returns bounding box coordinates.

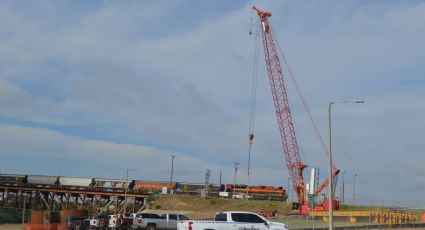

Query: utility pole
[291,184,294,202]
[233,161,240,198]
[353,174,357,206]
[205,169,211,195]
[219,171,222,185]
[170,155,175,194]
[22,193,26,226]
[124,169,138,214]
[287,177,290,202]
[342,171,345,205]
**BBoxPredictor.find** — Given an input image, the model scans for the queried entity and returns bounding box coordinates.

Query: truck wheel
[147,224,156,230]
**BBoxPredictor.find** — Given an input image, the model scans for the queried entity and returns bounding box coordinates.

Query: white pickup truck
[177,211,288,230]
[131,212,190,230]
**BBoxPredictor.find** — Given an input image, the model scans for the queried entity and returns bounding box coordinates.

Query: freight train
[0,173,286,200]
[0,173,130,192]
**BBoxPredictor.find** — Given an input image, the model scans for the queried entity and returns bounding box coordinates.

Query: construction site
[1,2,425,230]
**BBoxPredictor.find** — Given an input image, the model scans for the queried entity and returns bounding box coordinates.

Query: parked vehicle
[160,213,189,230]
[81,218,91,230]
[118,213,132,229]
[177,211,288,230]
[89,215,108,229]
[108,214,123,229]
[66,216,88,229]
[131,212,189,230]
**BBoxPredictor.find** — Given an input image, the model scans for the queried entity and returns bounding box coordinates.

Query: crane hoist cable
[253,5,307,206]
[247,16,260,190]
[252,6,341,208]
[272,29,331,162]
[249,10,253,35]
[272,29,339,182]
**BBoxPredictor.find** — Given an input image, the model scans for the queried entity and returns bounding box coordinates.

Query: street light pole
[328,101,334,230]
[124,168,138,214]
[328,99,364,230]
[170,155,175,194]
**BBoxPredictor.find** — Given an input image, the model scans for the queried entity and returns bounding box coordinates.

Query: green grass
[151,195,292,219]
[0,208,25,224]
[276,216,371,229]
[0,224,21,230]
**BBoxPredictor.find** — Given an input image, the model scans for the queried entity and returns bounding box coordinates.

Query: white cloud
[0,123,287,185]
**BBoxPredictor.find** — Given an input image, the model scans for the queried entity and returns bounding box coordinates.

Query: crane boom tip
[252,6,272,18]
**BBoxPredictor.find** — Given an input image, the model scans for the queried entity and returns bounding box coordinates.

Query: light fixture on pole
[328,99,364,230]
[124,168,138,214]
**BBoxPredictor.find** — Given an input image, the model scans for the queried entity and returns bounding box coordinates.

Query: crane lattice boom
[253,6,307,205]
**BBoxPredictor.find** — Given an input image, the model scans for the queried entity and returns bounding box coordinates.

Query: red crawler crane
[252,6,339,213]
[252,6,308,208]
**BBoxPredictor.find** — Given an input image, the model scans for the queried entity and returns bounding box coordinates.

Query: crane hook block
[248,133,254,144]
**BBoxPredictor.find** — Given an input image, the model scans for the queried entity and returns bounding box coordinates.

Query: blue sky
[1,1,425,207]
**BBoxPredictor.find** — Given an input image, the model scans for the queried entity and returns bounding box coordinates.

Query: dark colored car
[118,213,132,229]
[81,219,91,230]
[67,216,88,230]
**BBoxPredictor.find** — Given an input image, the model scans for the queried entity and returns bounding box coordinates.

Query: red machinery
[252,6,339,214]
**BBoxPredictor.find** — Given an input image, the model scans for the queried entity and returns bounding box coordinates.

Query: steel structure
[0,184,147,214]
[252,7,344,213]
[253,6,307,207]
